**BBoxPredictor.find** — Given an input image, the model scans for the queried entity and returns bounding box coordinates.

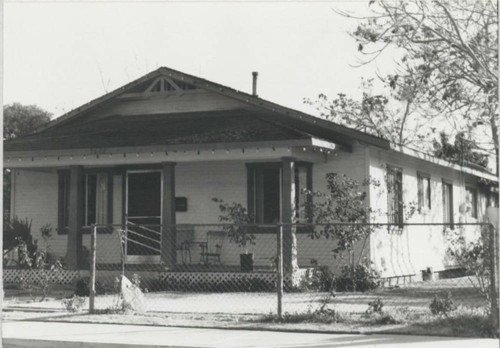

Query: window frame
[465,186,478,219]
[417,171,431,210]
[57,170,71,235]
[246,161,313,226]
[442,179,454,229]
[387,165,404,227]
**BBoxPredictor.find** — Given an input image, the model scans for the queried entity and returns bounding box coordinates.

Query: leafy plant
[62,295,86,312]
[300,259,335,292]
[304,173,379,256]
[367,298,384,315]
[3,217,37,268]
[335,258,381,292]
[430,292,456,317]
[446,226,493,304]
[212,198,256,250]
[40,224,53,242]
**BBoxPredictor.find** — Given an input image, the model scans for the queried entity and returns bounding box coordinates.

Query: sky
[4,1,395,119]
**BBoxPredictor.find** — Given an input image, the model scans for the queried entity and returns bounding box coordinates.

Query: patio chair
[200,231,226,265]
[176,226,194,264]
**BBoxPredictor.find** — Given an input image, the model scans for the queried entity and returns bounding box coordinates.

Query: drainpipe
[252,72,258,97]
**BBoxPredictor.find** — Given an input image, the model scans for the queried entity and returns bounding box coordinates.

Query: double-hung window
[417,172,431,210]
[442,180,454,228]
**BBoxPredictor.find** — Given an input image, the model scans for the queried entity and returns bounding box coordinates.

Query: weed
[63,295,86,312]
[430,292,456,317]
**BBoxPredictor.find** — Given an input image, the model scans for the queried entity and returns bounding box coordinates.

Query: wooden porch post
[281,157,299,284]
[66,165,84,269]
[162,162,176,267]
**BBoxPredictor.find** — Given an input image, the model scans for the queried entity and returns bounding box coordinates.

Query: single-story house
[4,66,498,283]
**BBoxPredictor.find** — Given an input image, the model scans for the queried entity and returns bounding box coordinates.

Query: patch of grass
[417,306,498,338]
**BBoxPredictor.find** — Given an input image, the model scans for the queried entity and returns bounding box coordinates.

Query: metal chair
[200,231,225,265]
[176,226,194,264]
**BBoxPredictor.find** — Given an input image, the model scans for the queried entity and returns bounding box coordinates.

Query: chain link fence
[83,221,498,327]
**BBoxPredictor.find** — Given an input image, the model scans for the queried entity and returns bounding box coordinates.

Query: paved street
[2,321,499,348]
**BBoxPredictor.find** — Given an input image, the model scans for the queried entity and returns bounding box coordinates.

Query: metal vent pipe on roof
[252,72,258,97]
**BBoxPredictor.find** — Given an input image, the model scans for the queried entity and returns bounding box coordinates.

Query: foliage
[40,224,53,242]
[212,198,257,249]
[304,78,430,147]
[260,308,342,324]
[300,259,335,292]
[17,257,64,302]
[305,173,379,255]
[367,298,384,314]
[3,217,37,268]
[335,258,381,292]
[433,131,489,169]
[73,277,109,297]
[3,103,52,140]
[446,226,492,304]
[430,292,456,317]
[62,295,87,312]
[339,0,498,171]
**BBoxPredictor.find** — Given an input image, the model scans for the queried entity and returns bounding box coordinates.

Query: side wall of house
[368,147,487,278]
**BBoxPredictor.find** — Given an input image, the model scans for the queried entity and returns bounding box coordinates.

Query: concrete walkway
[2,321,499,348]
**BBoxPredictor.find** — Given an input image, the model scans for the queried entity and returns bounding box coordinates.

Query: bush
[430,292,456,317]
[260,308,341,324]
[367,298,384,314]
[74,277,108,296]
[300,260,335,291]
[335,259,381,292]
[63,295,86,312]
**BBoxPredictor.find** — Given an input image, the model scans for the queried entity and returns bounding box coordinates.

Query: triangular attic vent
[145,77,197,93]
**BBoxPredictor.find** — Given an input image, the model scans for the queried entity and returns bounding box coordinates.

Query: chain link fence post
[89,224,97,314]
[489,223,499,330]
[277,224,283,319]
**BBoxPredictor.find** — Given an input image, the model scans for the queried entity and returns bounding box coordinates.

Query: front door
[126,171,162,262]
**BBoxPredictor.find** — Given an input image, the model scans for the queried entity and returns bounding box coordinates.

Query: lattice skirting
[160,271,277,286]
[3,269,88,285]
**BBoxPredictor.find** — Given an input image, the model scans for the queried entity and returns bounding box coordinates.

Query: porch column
[162,162,176,267]
[66,166,84,269]
[281,157,299,284]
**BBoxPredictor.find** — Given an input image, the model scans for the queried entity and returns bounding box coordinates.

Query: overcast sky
[5,1,395,119]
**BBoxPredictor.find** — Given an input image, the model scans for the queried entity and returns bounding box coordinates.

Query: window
[295,164,312,222]
[247,162,312,224]
[442,180,454,228]
[57,170,111,234]
[387,165,403,227]
[417,172,431,210]
[465,186,478,219]
[57,170,70,234]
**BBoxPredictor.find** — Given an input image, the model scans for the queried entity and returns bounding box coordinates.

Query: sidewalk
[2,321,499,348]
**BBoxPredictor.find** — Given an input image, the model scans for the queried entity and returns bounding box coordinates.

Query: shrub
[63,295,86,312]
[367,298,384,314]
[300,259,335,292]
[335,258,381,292]
[73,277,107,296]
[3,217,37,268]
[260,307,341,324]
[430,292,456,317]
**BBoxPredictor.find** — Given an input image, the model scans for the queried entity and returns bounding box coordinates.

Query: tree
[4,103,52,140]
[305,77,432,147]
[433,131,489,169]
[336,0,498,173]
[3,103,52,218]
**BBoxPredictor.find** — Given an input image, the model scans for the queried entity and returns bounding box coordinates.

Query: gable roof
[31,66,390,150]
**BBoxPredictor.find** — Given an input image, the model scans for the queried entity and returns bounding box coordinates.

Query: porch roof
[4,110,313,152]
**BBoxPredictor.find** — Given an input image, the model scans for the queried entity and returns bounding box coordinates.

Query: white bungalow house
[4,66,498,282]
